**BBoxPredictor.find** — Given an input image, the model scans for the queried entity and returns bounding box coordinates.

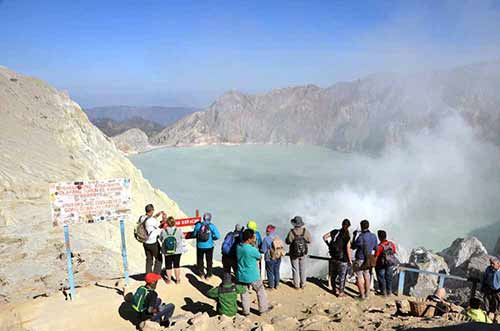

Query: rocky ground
[0,266,472,331]
[112,128,153,154]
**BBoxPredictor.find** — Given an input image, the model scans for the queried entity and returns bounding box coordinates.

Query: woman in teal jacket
[192,212,220,278]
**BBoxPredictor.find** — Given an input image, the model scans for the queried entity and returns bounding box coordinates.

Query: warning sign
[49,178,132,226]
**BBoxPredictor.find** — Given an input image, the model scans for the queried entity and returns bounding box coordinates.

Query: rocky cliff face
[0,67,185,302]
[152,62,500,152]
[112,128,152,154]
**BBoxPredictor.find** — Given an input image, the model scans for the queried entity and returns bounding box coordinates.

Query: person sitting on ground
[351,219,378,300]
[192,212,220,279]
[141,204,165,280]
[426,288,451,316]
[465,297,492,323]
[132,273,175,329]
[207,273,247,317]
[221,224,244,276]
[323,219,352,297]
[481,256,500,323]
[261,224,285,289]
[237,229,270,316]
[374,230,398,297]
[286,216,312,289]
[159,216,185,284]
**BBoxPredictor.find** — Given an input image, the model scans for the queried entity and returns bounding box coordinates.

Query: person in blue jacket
[192,212,220,279]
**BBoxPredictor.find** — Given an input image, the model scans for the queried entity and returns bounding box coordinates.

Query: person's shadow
[118,293,142,329]
[186,273,213,298]
[181,297,217,316]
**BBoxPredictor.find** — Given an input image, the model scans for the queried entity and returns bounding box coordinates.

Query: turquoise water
[130,141,500,255]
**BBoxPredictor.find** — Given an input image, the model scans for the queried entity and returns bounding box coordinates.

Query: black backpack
[328,229,346,261]
[290,228,308,258]
[379,242,398,266]
[197,222,211,242]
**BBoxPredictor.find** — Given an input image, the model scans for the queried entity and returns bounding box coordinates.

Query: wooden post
[398,270,406,296]
[120,218,129,286]
[63,225,76,300]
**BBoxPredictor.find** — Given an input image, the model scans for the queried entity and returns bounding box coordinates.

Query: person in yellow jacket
[465,297,492,323]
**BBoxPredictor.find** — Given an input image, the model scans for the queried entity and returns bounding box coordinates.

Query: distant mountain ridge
[91,116,163,138]
[85,105,199,126]
[151,62,500,153]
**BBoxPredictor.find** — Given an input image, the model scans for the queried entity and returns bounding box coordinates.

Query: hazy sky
[1,0,500,107]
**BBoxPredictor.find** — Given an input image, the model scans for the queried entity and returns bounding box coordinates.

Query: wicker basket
[409,299,436,317]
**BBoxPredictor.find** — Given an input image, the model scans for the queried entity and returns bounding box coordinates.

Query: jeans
[151,303,175,324]
[144,242,162,275]
[240,280,269,314]
[196,247,214,276]
[376,265,393,295]
[291,256,307,288]
[329,260,348,293]
[265,259,281,288]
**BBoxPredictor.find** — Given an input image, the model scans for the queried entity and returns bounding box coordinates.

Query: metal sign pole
[63,224,76,300]
[120,218,129,286]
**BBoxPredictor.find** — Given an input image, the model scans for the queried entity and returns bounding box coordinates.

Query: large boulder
[405,248,450,298]
[439,237,490,279]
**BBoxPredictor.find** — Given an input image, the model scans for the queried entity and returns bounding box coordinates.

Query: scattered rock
[256,323,274,331]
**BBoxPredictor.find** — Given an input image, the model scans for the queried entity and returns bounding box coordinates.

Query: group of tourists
[129,203,500,327]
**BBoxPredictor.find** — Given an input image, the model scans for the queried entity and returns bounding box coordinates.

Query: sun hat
[290,216,304,227]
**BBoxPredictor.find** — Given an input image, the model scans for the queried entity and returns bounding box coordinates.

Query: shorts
[164,254,181,270]
[353,260,370,278]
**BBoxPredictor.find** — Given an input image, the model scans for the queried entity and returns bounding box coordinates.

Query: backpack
[222,232,237,256]
[134,216,149,243]
[131,286,150,312]
[162,228,177,255]
[328,229,346,261]
[290,228,308,258]
[197,222,211,242]
[269,236,286,260]
[379,242,398,266]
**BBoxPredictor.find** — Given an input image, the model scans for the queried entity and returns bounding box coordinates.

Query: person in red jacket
[374,230,398,296]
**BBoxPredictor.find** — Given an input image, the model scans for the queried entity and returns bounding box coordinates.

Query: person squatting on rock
[221,224,244,276]
[192,212,220,279]
[351,219,378,299]
[140,204,165,279]
[323,219,352,297]
[465,297,492,323]
[374,230,398,297]
[261,224,285,289]
[482,256,500,323]
[237,229,270,315]
[131,273,175,329]
[159,216,185,284]
[286,216,312,289]
[207,272,247,317]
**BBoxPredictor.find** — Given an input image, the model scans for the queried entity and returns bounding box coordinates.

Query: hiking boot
[258,305,274,316]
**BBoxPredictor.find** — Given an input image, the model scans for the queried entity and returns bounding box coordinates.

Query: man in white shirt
[142,204,164,280]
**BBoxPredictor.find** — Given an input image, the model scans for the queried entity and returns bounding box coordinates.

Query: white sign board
[49,178,132,226]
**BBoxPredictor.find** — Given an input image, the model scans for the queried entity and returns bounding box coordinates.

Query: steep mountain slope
[85,105,199,126]
[0,67,186,302]
[152,62,500,152]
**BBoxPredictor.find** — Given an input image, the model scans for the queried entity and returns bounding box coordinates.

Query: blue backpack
[221,232,238,257]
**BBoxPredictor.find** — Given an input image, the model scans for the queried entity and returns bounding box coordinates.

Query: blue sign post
[120,218,130,286]
[63,224,76,300]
